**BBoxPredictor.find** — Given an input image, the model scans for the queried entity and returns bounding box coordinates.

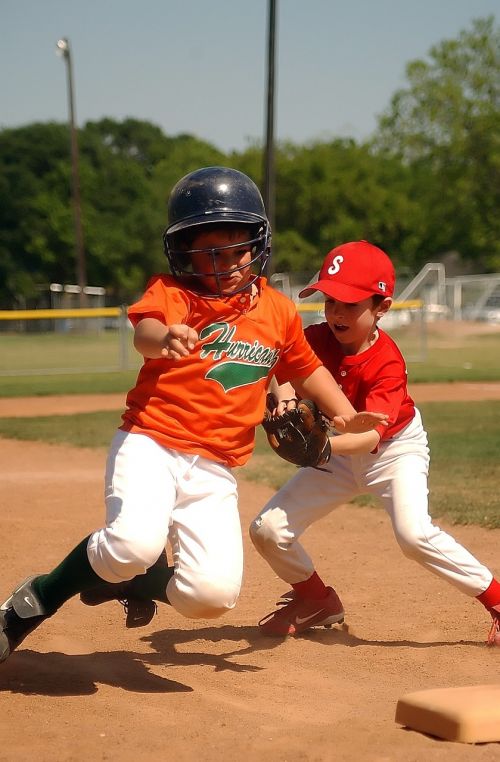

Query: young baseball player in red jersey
[0,169,387,663]
[250,240,500,645]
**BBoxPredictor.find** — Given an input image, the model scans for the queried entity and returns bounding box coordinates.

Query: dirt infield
[1,388,500,761]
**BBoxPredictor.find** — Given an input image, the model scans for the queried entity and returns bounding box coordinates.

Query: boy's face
[189,227,254,295]
[324,296,391,353]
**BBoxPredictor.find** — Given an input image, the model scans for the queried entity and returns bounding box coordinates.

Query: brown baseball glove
[262,398,331,468]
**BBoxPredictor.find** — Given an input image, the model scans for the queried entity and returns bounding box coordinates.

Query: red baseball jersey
[305,322,415,441]
[121,275,322,467]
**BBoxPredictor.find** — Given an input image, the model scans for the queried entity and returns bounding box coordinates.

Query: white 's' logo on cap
[327,255,344,276]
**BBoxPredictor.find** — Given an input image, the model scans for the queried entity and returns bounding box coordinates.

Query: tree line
[0,16,498,308]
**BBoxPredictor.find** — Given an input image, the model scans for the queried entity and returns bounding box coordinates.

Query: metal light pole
[56,37,87,306]
[263,0,277,278]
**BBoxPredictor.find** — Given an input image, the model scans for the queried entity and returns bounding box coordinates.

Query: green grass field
[0,321,500,395]
[391,325,500,382]
[0,401,498,529]
[0,371,138,397]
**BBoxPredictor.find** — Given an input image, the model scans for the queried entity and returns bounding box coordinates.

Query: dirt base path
[1,427,500,761]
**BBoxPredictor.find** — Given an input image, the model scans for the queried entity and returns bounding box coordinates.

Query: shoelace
[275,590,295,606]
[487,614,500,646]
[259,592,296,626]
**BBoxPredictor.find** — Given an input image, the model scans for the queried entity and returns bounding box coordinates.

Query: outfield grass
[0,322,499,396]
[394,327,500,383]
[0,401,498,529]
[0,371,138,397]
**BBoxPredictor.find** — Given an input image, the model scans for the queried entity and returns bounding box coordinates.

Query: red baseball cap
[299,241,395,302]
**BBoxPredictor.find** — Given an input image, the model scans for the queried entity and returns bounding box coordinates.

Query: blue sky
[1,0,498,152]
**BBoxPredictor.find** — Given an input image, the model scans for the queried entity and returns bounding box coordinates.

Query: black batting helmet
[163,166,271,296]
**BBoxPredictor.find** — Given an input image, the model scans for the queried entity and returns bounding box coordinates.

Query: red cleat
[259,586,345,636]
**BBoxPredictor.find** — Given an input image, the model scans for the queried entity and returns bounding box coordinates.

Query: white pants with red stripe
[250,409,493,597]
[87,430,242,619]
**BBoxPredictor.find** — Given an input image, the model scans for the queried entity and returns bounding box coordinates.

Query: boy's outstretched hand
[133,318,199,361]
[161,324,199,360]
[333,411,388,433]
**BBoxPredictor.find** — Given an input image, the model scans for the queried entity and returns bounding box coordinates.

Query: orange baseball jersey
[121,275,323,467]
[305,322,415,441]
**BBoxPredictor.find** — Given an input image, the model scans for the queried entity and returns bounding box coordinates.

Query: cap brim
[298,280,377,302]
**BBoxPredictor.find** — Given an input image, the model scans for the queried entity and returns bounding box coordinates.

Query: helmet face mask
[165,224,270,296]
[163,167,271,297]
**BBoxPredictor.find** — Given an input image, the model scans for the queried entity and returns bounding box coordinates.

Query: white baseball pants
[250,409,493,597]
[87,430,243,619]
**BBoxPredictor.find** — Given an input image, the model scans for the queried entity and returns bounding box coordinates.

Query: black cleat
[0,575,51,663]
[80,582,157,628]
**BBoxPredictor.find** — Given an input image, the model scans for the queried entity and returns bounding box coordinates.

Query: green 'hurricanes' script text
[199,322,280,368]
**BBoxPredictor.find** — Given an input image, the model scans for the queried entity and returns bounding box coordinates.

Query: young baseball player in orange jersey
[0,169,387,663]
[250,240,500,645]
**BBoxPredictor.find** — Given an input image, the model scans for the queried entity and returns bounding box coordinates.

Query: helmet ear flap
[172,251,191,273]
[162,229,191,275]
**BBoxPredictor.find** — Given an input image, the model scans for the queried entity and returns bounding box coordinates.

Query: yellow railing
[0,308,122,320]
[296,299,423,313]
[0,301,424,320]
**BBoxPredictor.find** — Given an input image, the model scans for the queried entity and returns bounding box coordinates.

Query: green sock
[34,536,102,613]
